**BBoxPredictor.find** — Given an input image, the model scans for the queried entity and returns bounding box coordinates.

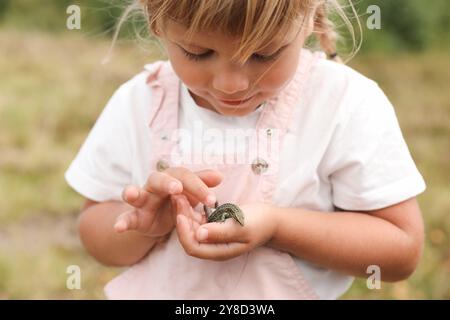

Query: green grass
[0,28,449,299]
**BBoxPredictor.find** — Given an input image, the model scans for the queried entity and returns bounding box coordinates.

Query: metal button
[156,159,170,172]
[266,128,273,137]
[251,158,269,175]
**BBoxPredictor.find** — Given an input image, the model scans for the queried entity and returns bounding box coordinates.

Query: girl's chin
[211,104,261,116]
[191,91,262,116]
[212,98,265,116]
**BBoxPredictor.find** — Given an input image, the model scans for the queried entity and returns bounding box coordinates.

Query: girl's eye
[181,48,283,63]
[251,52,281,62]
[182,49,213,61]
[252,46,286,62]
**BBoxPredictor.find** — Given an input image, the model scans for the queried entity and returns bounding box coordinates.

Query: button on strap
[156,159,170,172]
[251,158,269,175]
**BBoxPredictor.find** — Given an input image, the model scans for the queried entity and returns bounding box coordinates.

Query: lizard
[203,201,245,226]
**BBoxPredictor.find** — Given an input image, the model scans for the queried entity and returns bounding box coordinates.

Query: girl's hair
[108,0,361,64]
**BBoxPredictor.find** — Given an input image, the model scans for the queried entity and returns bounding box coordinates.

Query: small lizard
[203,201,245,226]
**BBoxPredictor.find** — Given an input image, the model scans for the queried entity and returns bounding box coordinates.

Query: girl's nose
[212,64,250,95]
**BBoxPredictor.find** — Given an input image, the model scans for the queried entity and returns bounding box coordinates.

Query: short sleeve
[64,85,133,202]
[326,82,426,211]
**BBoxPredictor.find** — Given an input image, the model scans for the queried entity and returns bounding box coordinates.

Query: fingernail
[206,194,216,206]
[197,228,208,241]
[125,186,139,202]
[177,214,184,226]
[114,220,127,231]
[169,182,180,194]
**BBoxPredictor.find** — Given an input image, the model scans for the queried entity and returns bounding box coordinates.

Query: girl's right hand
[113,168,222,239]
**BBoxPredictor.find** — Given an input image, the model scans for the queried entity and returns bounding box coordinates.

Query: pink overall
[104,49,323,300]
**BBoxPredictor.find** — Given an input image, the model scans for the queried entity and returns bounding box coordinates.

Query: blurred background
[0,0,449,299]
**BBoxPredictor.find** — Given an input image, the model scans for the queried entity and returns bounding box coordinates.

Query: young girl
[65,0,426,299]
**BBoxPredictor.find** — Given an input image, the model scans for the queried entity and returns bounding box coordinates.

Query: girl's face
[161,20,313,117]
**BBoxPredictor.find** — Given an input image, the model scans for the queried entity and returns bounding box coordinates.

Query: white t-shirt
[65,56,426,299]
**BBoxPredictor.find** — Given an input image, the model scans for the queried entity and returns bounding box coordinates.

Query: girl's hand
[113,168,222,239]
[172,194,277,261]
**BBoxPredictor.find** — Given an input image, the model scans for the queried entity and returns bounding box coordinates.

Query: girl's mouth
[217,95,254,106]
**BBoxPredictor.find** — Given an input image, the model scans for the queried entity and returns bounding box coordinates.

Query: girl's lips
[218,96,254,105]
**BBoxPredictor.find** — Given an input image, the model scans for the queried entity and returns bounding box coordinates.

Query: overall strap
[144,61,181,158]
[256,50,324,201]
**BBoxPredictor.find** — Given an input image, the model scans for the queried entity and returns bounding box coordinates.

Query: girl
[65,0,426,299]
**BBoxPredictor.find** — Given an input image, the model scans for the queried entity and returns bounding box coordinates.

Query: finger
[175,197,197,254]
[122,185,150,209]
[177,213,246,260]
[195,169,224,188]
[152,169,223,208]
[114,209,139,233]
[196,242,247,261]
[166,167,217,207]
[194,242,248,261]
[195,219,246,243]
[185,169,223,208]
[174,196,246,260]
[199,209,208,224]
[128,170,182,215]
[169,195,178,224]
[138,169,222,210]
[122,184,164,217]
[122,185,164,232]
[172,194,198,225]
[143,171,183,196]
[176,214,196,253]
[125,169,222,212]
[192,218,201,230]
[180,189,202,207]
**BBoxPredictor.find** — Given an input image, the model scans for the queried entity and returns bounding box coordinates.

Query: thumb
[114,209,138,233]
[196,219,243,243]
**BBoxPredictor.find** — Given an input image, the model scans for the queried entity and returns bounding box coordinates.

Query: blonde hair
[107,0,361,64]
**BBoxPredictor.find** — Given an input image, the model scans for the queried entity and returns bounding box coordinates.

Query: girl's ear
[152,27,162,39]
[151,20,166,39]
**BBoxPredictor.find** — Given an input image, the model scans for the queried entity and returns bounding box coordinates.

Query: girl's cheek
[165,48,198,82]
[258,64,295,92]
[180,67,206,86]
[171,58,209,88]
[261,59,296,91]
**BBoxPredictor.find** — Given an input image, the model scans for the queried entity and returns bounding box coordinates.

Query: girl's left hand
[171,194,277,261]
